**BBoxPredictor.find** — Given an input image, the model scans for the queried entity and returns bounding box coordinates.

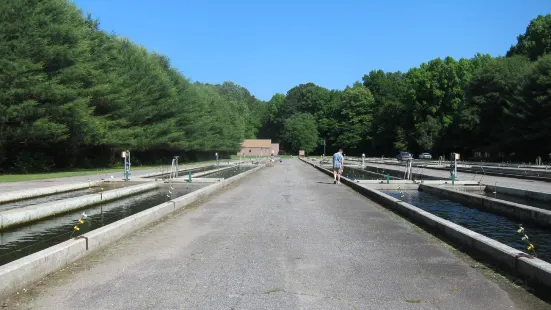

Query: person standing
[333,148,344,184]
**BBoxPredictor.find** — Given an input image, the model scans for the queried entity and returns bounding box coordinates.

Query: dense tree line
[262,14,551,161]
[0,0,266,172]
[1,0,550,172]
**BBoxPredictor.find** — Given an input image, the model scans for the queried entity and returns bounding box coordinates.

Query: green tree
[281,83,332,118]
[0,0,269,171]
[507,53,551,155]
[279,83,333,153]
[0,0,103,171]
[363,70,406,154]
[2,2,551,171]
[332,82,375,151]
[216,81,264,139]
[282,113,319,153]
[465,56,531,154]
[258,93,285,141]
[507,15,551,61]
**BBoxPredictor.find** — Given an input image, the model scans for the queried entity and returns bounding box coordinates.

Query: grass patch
[0,166,156,182]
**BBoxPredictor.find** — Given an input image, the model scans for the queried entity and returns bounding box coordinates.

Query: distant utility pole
[323,138,326,156]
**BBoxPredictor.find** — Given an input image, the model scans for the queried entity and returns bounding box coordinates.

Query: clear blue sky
[72,0,549,101]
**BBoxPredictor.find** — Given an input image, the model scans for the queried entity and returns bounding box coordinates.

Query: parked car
[396,151,413,161]
[419,152,432,159]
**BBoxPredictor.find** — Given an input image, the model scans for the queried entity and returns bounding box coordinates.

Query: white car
[419,153,432,159]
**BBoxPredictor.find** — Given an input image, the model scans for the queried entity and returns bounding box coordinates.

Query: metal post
[386,174,390,184]
[123,154,127,181]
[188,171,192,183]
[449,152,456,185]
[123,151,130,182]
[454,156,458,181]
[128,151,131,180]
[172,158,175,179]
[362,153,365,167]
[323,138,326,157]
[174,156,179,178]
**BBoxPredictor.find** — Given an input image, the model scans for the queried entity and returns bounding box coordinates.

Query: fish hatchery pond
[384,190,551,263]
[0,184,205,266]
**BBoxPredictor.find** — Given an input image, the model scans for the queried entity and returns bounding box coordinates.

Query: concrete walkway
[6,160,547,309]
[364,162,551,194]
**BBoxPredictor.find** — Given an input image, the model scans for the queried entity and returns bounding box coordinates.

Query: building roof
[241,139,272,148]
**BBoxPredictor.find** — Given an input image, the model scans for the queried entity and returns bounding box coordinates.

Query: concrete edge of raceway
[0,164,264,300]
[0,183,158,230]
[0,181,104,204]
[300,157,551,293]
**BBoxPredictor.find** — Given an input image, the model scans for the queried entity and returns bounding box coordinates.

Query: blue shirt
[333,152,343,168]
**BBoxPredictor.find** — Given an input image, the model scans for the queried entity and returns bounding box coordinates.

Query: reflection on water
[480,191,551,211]
[0,182,136,212]
[362,166,442,180]
[319,163,443,180]
[385,190,551,263]
[202,166,254,179]
[0,185,203,266]
[340,167,401,180]
[0,188,100,212]
[147,165,216,178]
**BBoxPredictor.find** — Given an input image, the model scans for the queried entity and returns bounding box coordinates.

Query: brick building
[238,139,279,156]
